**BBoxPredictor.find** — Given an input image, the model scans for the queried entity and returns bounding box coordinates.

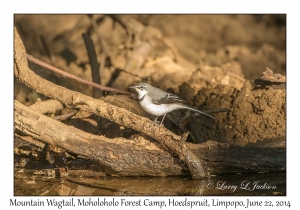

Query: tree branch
[14,27,208,179]
[14,100,183,176]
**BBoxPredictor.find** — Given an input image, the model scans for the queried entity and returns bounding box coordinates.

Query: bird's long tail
[183,106,215,120]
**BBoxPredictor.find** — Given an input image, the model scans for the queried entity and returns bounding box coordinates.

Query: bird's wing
[152,92,186,105]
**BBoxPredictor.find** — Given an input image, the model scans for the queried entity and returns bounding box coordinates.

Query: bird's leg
[153,116,159,125]
[159,114,166,127]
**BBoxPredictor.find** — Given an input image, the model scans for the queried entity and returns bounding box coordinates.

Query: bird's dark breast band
[138,95,146,102]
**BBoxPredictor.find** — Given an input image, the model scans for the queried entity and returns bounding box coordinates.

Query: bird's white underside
[140,94,184,116]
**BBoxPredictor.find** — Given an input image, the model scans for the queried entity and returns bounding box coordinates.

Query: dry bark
[15,100,183,176]
[28,99,63,114]
[189,139,286,174]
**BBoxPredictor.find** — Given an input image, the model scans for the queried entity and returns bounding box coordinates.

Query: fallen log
[14,100,183,176]
[15,100,286,176]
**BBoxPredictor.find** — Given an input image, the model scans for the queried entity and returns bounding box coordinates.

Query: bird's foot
[152,119,159,125]
[152,115,166,128]
[152,119,164,132]
[152,120,163,127]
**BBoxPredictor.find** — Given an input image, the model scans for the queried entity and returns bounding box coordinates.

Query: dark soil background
[14,14,286,146]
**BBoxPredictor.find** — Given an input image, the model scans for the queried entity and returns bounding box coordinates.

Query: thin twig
[119,68,144,79]
[26,53,132,95]
[107,15,128,34]
[40,35,54,64]
[89,15,107,76]
[227,72,246,82]
[53,111,77,121]
[82,33,102,98]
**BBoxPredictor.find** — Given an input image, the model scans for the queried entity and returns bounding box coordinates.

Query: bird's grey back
[143,83,185,104]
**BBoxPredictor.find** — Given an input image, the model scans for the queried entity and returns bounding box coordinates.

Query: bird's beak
[128,85,139,99]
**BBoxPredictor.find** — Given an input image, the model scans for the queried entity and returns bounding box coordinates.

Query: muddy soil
[14,14,286,146]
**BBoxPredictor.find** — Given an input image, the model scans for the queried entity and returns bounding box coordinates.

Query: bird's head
[128,82,150,100]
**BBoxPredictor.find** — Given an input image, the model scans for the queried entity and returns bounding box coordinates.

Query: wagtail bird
[129,82,215,126]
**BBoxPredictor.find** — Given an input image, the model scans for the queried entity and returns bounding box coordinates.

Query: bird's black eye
[138,86,144,90]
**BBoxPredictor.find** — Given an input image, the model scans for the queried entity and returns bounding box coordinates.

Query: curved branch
[25,54,132,96]
[14,100,182,176]
[14,27,208,179]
